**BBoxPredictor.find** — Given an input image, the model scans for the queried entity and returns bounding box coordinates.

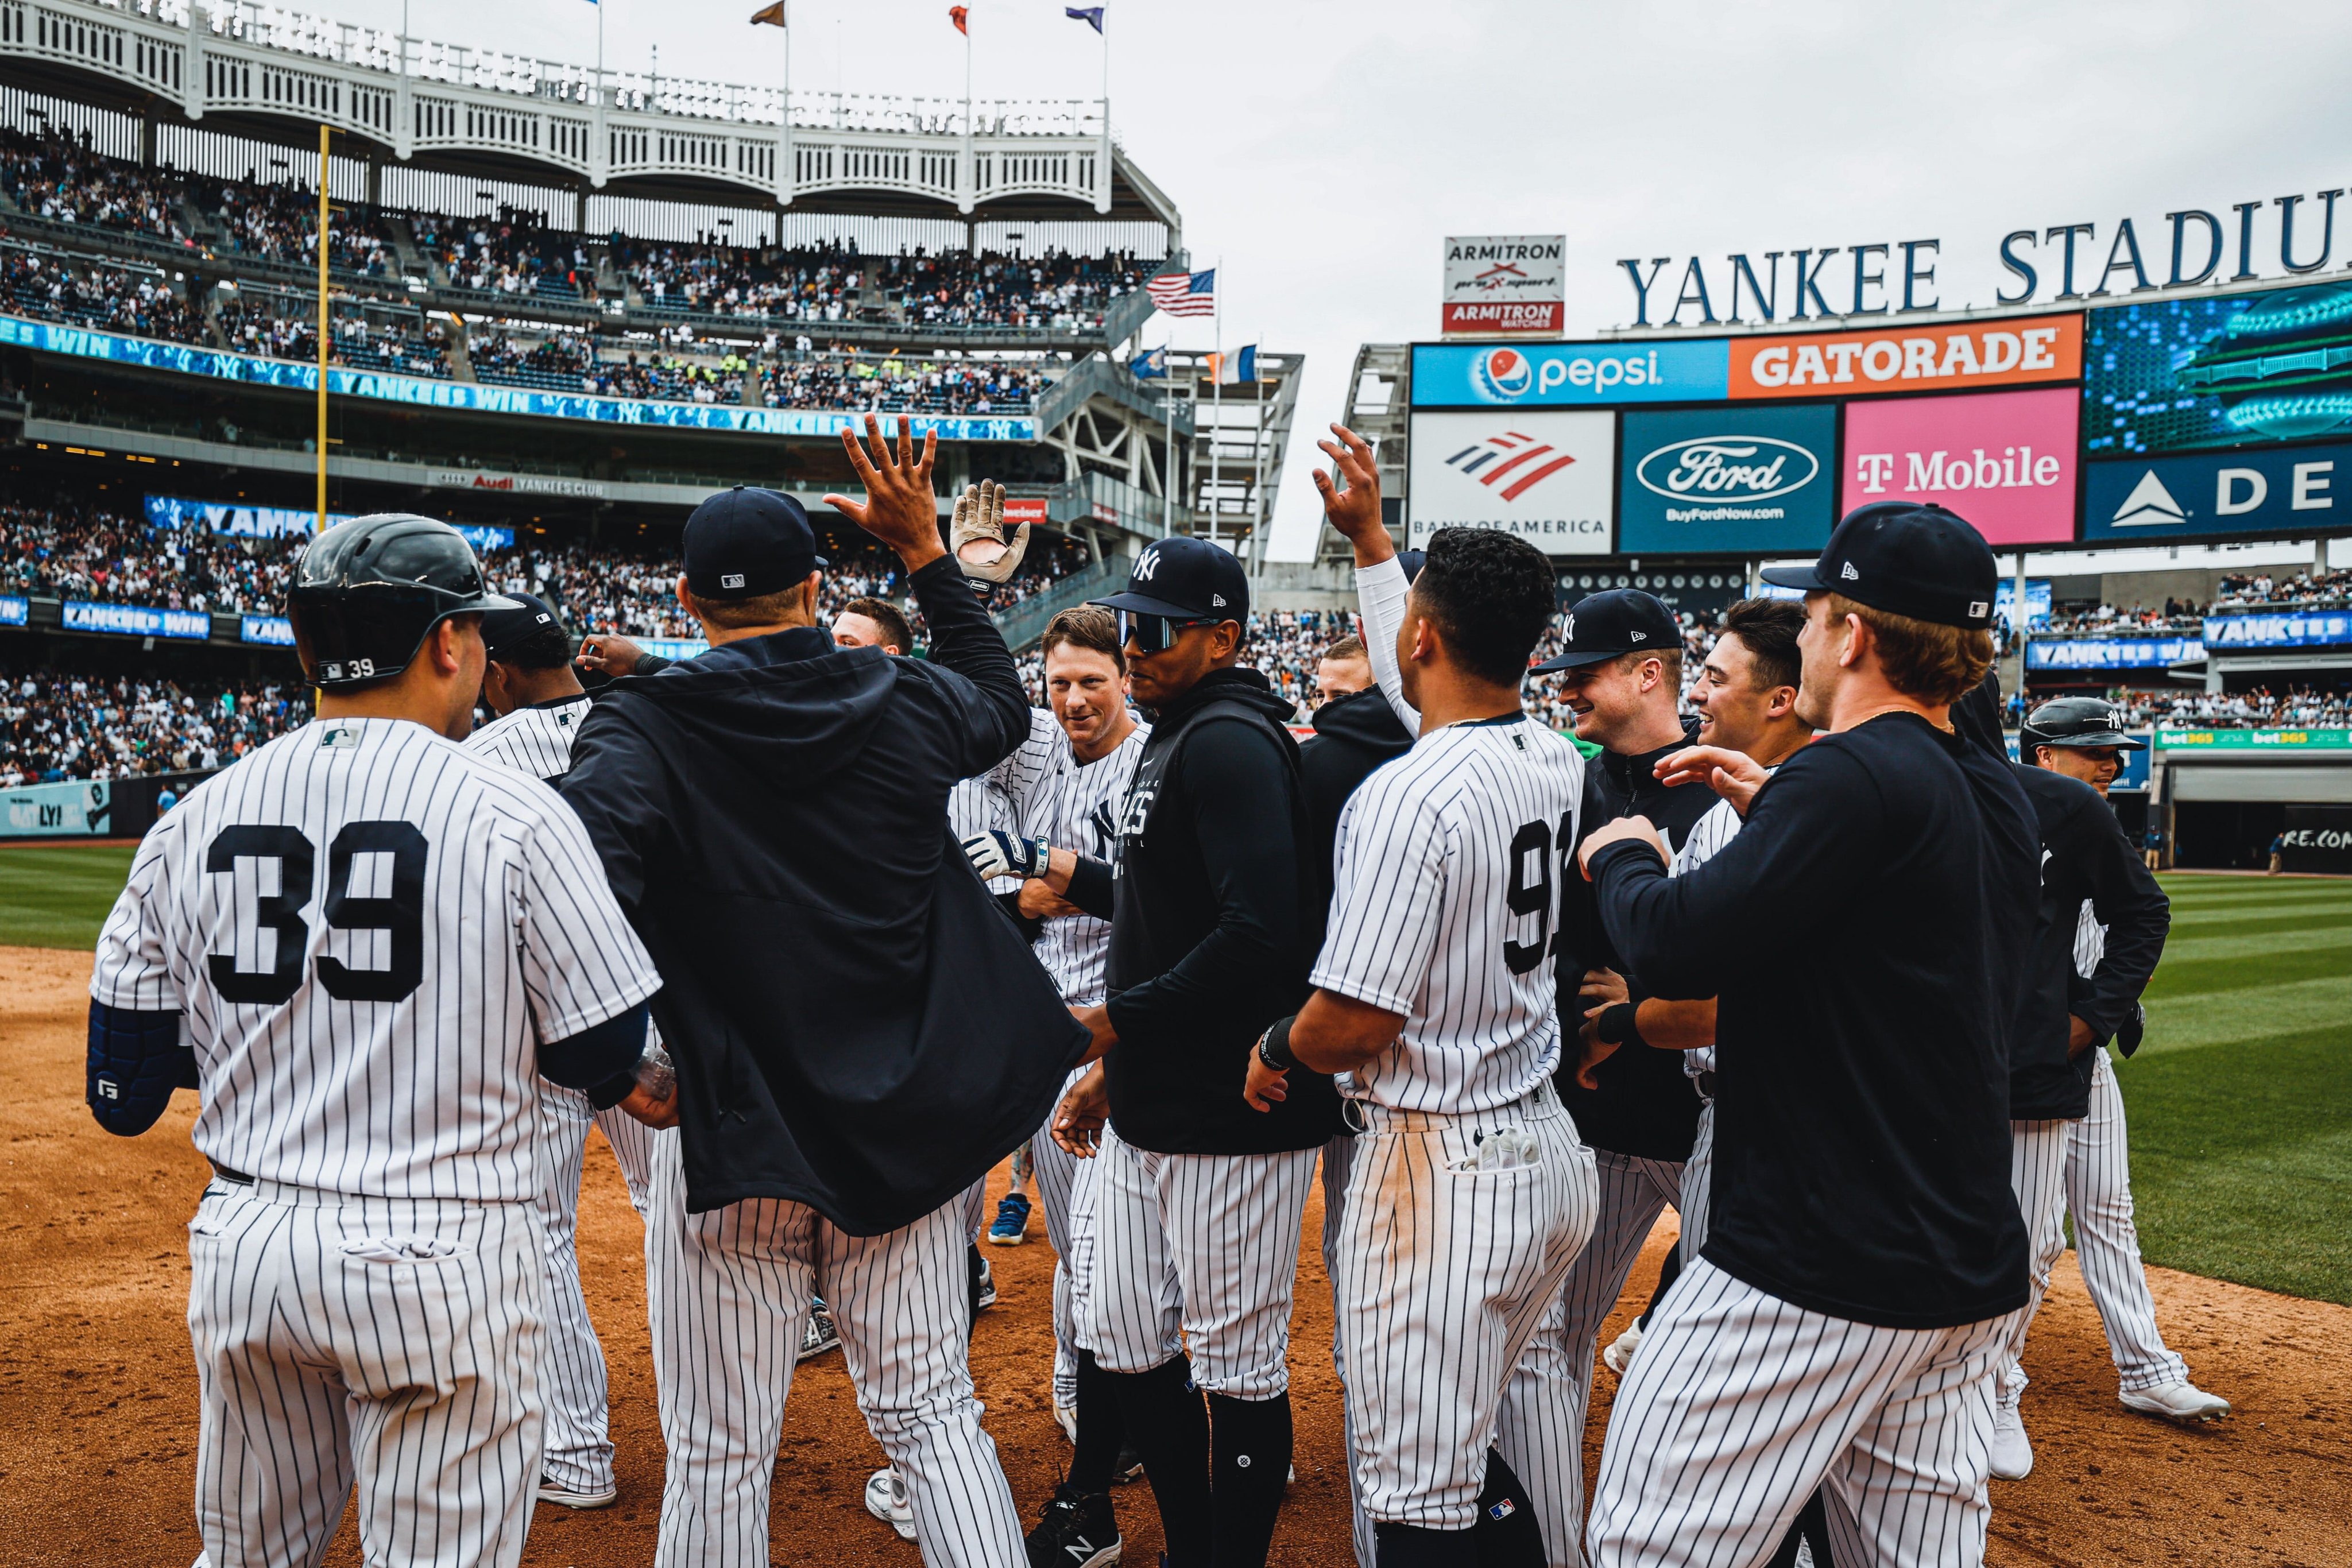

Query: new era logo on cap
[1841,560,1860,580]
[1212,594,1227,607]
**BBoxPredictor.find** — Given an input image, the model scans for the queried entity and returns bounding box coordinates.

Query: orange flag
[949,6,969,34]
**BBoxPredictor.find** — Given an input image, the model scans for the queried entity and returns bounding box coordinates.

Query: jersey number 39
[205,822,428,1005]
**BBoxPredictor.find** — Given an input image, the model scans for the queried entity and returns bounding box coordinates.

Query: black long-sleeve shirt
[1098,667,1337,1155]
[2007,763,2170,1120]
[560,555,1089,1232]
[1589,711,2037,1329]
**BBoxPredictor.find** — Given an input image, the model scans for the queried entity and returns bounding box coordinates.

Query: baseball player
[1252,514,1600,1568]
[1577,504,2039,1568]
[468,589,681,1509]
[87,514,675,1568]
[2010,699,2222,1442]
[1043,534,1336,1568]
[958,603,1151,1567]
[558,425,1088,1568]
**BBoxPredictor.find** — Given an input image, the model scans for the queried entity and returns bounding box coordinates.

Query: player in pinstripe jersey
[1248,517,1599,1568]
[2011,699,2222,1442]
[958,605,1150,1566]
[468,590,682,1511]
[85,514,676,1568]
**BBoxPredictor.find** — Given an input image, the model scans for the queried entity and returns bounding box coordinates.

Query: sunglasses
[1117,610,1224,654]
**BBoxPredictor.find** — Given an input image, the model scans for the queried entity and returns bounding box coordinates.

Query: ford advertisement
[1617,403,1839,553]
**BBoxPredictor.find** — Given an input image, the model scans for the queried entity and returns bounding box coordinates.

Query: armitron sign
[1442,236,1565,338]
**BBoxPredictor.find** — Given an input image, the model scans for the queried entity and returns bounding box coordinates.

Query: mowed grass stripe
[2160,896,2352,927]
[2156,920,2352,965]
[2138,973,2352,1053]
[0,844,139,949]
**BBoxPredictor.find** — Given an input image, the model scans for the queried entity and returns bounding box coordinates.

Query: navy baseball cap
[479,590,564,660]
[1093,535,1249,622]
[684,486,826,601]
[1531,587,1680,672]
[1394,548,1428,586]
[1761,503,1998,630]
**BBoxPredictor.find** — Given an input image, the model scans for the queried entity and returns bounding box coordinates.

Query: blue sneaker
[988,1191,1032,1246]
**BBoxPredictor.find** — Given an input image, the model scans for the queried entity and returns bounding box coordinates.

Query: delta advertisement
[1405,410,1614,556]
[1616,404,1838,554]
[2081,442,2349,543]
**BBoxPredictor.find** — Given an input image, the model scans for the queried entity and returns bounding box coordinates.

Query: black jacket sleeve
[907,554,1030,776]
[558,704,674,918]
[1105,717,1304,1044]
[2074,802,2169,1043]
[1063,854,1117,922]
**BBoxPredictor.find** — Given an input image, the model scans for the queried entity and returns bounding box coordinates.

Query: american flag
[1147,267,1216,318]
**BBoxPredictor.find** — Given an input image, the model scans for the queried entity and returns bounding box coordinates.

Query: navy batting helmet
[286,514,519,688]
[2021,695,2145,753]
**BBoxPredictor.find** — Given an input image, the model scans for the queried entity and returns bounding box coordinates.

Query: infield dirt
[3,942,2345,1566]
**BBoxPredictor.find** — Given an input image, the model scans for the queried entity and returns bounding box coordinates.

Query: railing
[0,0,1130,215]
[992,557,1123,651]
[1035,350,1192,437]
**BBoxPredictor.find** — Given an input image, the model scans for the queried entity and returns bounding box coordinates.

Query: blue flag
[1066,6,1104,32]
[1129,345,1166,379]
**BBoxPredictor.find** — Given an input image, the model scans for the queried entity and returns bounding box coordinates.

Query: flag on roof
[1129,344,1166,378]
[949,6,969,35]
[1209,345,1257,385]
[749,1,787,25]
[1146,267,1215,318]
[1066,6,1104,31]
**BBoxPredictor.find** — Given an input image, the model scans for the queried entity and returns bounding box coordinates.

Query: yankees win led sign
[1406,409,1614,556]
[1617,403,1839,555]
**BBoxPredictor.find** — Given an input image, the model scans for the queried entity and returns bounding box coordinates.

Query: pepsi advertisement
[1413,339,1730,407]
[2083,282,2352,458]
[1617,403,1839,553]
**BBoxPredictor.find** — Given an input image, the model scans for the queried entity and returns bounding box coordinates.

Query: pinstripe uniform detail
[1586,1260,2008,1568]
[2059,904,2192,1392]
[1314,717,1601,1535]
[1029,1065,1100,1406]
[94,715,660,1567]
[1995,1117,2074,1412]
[467,692,678,1496]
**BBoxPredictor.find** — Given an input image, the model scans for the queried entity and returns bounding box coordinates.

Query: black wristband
[1256,1014,1299,1073]
[1594,1001,1646,1050]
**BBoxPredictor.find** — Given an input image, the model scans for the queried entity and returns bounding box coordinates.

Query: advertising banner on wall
[1412,340,1729,408]
[2081,441,2350,543]
[146,494,516,552]
[63,601,211,640]
[2025,635,2202,671]
[1,778,111,838]
[1840,386,2080,544]
[0,594,25,628]
[2200,607,2352,649]
[1617,403,1838,555]
[2279,804,2352,874]
[1407,410,1615,555]
[1441,236,1567,337]
[2082,282,2352,459]
[1728,313,2082,400]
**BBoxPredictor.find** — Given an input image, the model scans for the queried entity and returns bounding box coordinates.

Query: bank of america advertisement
[1618,403,1839,554]
[1441,235,1566,337]
[1407,411,1614,555]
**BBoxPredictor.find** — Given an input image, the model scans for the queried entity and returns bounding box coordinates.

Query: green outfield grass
[1,844,2344,1302]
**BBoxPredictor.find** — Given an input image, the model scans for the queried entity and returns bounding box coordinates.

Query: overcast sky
[330,0,2352,560]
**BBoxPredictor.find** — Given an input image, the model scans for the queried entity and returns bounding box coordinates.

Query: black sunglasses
[1116,610,1224,654]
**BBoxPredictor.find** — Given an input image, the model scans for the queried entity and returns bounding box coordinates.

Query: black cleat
[1026,1481,1121,1568]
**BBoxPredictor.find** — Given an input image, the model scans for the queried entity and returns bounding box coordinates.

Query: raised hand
[1655,745,1771,815]
[822,413,945,571]
[1311,422,1394,566]
[951,481,1032,584]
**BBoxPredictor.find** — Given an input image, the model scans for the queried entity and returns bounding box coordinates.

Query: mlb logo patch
[722,573,746,590]
[1489,1499,1517,1521]
[1968,600,1989,619]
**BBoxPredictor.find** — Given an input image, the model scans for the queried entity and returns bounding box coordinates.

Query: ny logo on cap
[722,573,746,590]
[1566,613,1576,639]
[1135,548,1161,581]
[1840,561,1860,581]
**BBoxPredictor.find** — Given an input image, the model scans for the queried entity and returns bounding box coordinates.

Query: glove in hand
[962,828,1049,881]
[951,481,1032,584]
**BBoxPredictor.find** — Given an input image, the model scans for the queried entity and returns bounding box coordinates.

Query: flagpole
[1209,261,1221,546]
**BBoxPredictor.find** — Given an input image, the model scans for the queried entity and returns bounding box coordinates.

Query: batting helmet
[286,513,520,688]
[2021,695,2146,753]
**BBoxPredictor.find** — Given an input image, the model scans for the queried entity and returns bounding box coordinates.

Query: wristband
[1593,1001,1646,1050]
[1256,1014,1299,1073]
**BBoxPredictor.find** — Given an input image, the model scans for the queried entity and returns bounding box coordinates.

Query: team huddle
[84,415,2223,1568]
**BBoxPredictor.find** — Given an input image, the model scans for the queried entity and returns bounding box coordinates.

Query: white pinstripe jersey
[949,770,1020,893]
[1673,787,1763,1078]
[984,706,1151,1005]
[1313,714,1590,1115]
[465,693,595,781]
[2073,899,2105,977]
[90,716,661,1202]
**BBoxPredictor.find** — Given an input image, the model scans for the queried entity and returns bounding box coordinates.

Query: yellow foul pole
[315,123,330,529]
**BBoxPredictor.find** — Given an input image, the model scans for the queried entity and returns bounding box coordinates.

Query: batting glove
[962,829,1050,882]
[950,481,1032,584]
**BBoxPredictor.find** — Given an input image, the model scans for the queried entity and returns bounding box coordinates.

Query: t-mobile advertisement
[1840,386,2080,545]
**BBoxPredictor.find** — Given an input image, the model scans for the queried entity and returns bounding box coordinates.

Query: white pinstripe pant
[1995,1118,2074,1410]
[1089,1126,1318,1399]
[1337,1086,1599,1533]
[1587,1260,2010,1568]
[1320,1132,1377,1568]
[648,1153,1023,1568]
[1028,1067,1102,1407]
[187,1180,547,1568]
[533,1083,669,1494]
[1496,1147,1684,1568]
[2067,1050,2191,1393]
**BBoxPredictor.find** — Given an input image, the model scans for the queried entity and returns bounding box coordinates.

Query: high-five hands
[822,413,944,571]
[1312,423,1394,567]
[950,480,1031,583]
[1655,745,1771,816]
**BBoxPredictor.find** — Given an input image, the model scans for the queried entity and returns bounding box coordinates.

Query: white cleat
[537,1473,619,1509]
[866,1466,918,1542]
[1989,1398,2033,1480]
[2121,1381,2230,1424]
[1602,1321,1642,1376]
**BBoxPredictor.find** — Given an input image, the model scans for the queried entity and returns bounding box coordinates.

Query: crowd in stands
[0,502,308,614]
[0,245,206,342]
[212,293,450,377]
[2041,601,2208,633]
[885,248,1151,331]
[2106,686,2352,730]
[2211,567,2352,609]
[619,238,859,321]
[0,128,192,245]
[0,672,311,784]
[196,178,399,277]
[415,209,598,300]
[761,350,1042,414]
[470,327,596,392]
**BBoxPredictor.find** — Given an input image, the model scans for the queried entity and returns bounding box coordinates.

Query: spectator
[0,671,309,785]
